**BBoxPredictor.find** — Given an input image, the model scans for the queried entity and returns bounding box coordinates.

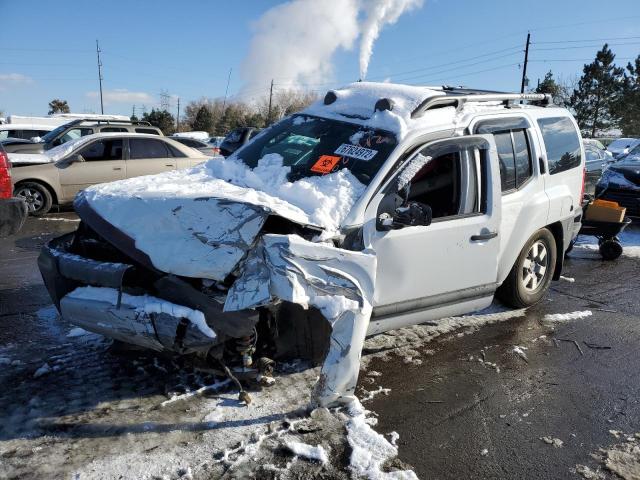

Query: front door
[362,135,501,332]
[58,138,125,201]
[125,138,177,179]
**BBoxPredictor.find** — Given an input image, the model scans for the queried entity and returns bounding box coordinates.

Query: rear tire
[497,228,557,308]
[14,182,53,216]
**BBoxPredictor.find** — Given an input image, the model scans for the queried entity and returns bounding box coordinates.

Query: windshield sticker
[334,143,378,161]
[311,155,341,174]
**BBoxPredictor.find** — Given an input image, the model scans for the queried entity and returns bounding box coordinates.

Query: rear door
[58,138,125,200]
[362,135,501,333]
[125,137,177,179]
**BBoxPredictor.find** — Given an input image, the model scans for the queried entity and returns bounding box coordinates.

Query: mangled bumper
[38,234,258,354]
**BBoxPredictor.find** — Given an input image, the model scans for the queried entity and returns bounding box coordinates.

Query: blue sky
[1,0,639,117]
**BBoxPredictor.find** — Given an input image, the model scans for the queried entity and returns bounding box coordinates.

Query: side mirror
[378,201,432,231]
[70,154,85,163]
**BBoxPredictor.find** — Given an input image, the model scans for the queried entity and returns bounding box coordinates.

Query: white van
[38,83,585,406]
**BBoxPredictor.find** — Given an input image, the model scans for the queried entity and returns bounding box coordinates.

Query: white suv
[38,83,584,406]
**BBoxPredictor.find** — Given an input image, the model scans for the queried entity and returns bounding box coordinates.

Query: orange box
[585,201,626,222]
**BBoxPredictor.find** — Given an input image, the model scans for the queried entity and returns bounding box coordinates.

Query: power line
[532,41,640,51]
[534,35,640,44]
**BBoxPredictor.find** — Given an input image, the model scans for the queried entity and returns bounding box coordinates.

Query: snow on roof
[302,82,448,138]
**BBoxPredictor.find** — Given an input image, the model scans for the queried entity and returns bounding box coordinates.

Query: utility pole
[159,90,170,111]
[520,32,531,94]
[96,40,104,114]
[267,79,274,124]
[176,97,180,131]
[221,68,232,113]
[132,105,136,119]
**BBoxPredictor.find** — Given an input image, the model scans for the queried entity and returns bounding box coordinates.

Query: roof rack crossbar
[411,93,552,119]
[62,118,152,127]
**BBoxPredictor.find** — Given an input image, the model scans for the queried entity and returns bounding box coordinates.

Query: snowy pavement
[1,214,640,479]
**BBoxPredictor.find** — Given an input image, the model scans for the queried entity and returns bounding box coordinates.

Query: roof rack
[411,92,552,119]
[62,118,153,127]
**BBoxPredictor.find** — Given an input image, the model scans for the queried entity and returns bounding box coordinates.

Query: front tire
[497,228,557,308]
[14,182,53,216]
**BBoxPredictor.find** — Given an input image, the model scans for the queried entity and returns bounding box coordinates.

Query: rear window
[537,117,581,175]
[129,138,170,159]
[135,128,160,135]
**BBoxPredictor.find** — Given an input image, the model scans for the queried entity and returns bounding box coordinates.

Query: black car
[0,143,27,237]
[219,127,260,157]
[595,146,640,218]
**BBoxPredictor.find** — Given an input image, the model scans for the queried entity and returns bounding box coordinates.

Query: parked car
[12,133,208,215]
[583,138,613,157]
[219,127,260,157]
[3,119,163,155]
[596,145,640,218]
[37,83,584,406]
[584,140,614,192]
[208,136,224,155]
[0,143,27,237]
[0,123,55,141]
[170,137,220,156]
[606,138,640,158]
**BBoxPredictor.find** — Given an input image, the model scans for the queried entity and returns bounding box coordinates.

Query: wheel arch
[14,178,60,205]
[546,221,565,281]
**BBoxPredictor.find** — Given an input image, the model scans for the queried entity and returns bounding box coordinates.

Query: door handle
[113,167,122,170]
[471,231,498,241]
[165,164,174,167]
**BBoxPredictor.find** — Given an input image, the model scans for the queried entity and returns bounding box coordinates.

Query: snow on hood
[77,155,366,280]
[302,81,447,139]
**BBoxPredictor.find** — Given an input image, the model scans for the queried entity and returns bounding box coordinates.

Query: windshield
[235,114,397,185]
[618,145,640,164]
[40,124,68,144]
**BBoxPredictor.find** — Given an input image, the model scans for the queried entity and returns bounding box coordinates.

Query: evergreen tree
[569,44,624,137]
[617,54,640,137]
[48,99,70,114]
[534,71,563,105]
[192,105,215,134]
[141,109,175,135]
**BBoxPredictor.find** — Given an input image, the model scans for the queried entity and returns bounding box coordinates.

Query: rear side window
[135,128,160,135]
[537,117,581,175]
[129,138,171,159]
[493,129,533,191]
[100,127,128,133]
[78,139,123,161]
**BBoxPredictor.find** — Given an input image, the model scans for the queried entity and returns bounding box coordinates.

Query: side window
[168,144,187,157]
[399,146,481,220]
[492,129,533,192]
[100,127,128,133]
[78,139,123,161]
[494,132,516,191]
[57,128,93,145]
[537,117,582,175]
[513,130,532,188]
[585,147,599,162]
[129,138,171,159]
[0,131,7,139]
[135,128,160,135]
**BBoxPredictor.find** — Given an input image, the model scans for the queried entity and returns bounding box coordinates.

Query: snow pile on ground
[285,440,329,464]
[577,431,640,480]
[346,400,418,479]
[67,286,216,338]
[540,436,564,448]
[363,305,527,363]
[543,310,593,323]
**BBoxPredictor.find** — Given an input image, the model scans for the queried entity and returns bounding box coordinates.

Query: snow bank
[67,286,216,339]
[285,441,329,464]
[346,400,418,479]
[543,310,593,322]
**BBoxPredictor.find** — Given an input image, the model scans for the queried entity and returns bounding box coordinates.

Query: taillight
[0,150,12,199]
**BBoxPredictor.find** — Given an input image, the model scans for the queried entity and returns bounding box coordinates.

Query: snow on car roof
[302,81,550,139]
[302,82,448,138]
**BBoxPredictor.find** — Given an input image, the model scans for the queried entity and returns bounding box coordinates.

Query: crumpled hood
[75,157,365,281]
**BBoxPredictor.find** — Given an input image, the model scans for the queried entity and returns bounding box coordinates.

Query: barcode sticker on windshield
[334,143,378,161]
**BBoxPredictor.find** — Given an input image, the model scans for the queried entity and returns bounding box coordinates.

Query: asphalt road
[1,212,639,479]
